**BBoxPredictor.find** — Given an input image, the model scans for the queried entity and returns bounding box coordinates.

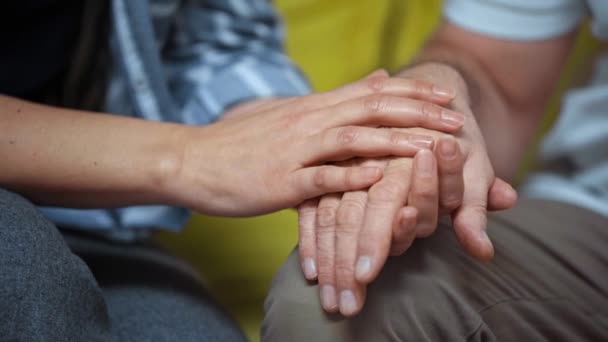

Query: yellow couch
[156,1,600,340]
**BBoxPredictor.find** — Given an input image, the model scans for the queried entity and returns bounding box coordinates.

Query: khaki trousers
[263,199,608,341]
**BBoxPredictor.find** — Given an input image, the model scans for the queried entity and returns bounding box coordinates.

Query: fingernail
[416,150,434,176]
[441,110,465,128]
[355,256,371,281]
[433,85,455,98]
[480,230,492,246]
[362,167,381,179]
[409,134,434,149]
[439,136,457,159]
[340,290,358,315]
[321,285,338,311]
[303,258,317,279]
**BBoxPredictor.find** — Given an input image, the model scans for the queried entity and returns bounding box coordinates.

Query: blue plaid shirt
[40,0,310,237]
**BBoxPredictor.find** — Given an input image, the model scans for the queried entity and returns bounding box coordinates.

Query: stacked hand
[169,70,467,217]
[296,72,517,316]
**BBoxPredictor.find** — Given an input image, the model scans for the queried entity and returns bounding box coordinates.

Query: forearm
[396,23,573,180]
[0,95,184,207]
[396,56,537,181]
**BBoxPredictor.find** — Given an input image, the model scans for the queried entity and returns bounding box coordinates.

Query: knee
[0,188,95,295]
[263,245,485,342]
[353,269,483,341]
[0,189,109,337]
[0,188,69,265]
[262,250,344,342]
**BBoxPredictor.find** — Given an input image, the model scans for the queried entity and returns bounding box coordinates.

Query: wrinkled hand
[168,70,465,217]
[297,108,517,316]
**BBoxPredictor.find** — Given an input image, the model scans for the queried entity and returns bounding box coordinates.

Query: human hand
[347,109,515,315]
[166,71,465,217]
[298,126,516,316]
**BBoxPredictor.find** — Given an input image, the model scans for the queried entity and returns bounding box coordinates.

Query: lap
[67,232,247,342]
[0,188,245,342]
[262,199,608,341]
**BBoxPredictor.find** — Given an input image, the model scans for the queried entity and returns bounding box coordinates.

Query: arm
[380,20,578,261]
[0,74,464,215]
[399,21,577,180]
[0,95,182,208]
[304,2,583,317]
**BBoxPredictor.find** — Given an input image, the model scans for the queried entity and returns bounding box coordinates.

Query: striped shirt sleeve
[164,0,311,125]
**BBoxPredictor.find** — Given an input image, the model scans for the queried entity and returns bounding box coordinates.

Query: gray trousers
[263,199,608,341]
[0,188,246,342]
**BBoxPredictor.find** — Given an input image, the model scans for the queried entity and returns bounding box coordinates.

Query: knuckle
[315,249,333,266]
[335,263,355,278]
[336,200,365,225]
[441,194,462,210]
[468,202,488,216]
[313,166,330,189]
[420,102,441,121]
[414,185,437,201]
[335,126,359,147]
[298,205,317,218]
[316,205,337,228]
[389,131,407,146]
[363,94,388,114]
[412,79,433,95]
[369,179,404,203]
[365,73,388,92]
[343,168,356,189]
[335,227,359,242]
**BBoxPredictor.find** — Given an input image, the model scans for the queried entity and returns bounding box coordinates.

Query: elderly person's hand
[296,76,517,316]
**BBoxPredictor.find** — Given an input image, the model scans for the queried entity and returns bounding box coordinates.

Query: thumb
[487,178,518,211]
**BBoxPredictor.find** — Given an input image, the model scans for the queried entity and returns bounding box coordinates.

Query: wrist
[143,123,192,206]
[396,61,472,110]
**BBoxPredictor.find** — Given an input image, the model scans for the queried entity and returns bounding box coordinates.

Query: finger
[408,150,439,237]
[487,178,518,211]
[297,199,319,280]
[312,95,465,133]
[334,190,368,316]
[290,165,382,202]
[315,194,342,312]
[282,70,452,115]
[435,136,465,214]
[452,162,494,261]
[303,126,434,164]
[323,70,455,106]
[339,281,367,317]
[355,159,412,285]
[389,206,418,256]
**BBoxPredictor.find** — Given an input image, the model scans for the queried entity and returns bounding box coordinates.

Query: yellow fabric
[155,1,599,341]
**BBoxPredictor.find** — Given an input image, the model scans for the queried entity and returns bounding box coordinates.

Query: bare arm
[0,74,466,216]
[398,21,578,180]
[0,95,184,207]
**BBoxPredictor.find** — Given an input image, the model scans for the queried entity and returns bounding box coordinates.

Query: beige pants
[262,199,608,341]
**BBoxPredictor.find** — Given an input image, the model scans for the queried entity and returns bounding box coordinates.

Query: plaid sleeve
[163,0,311,125]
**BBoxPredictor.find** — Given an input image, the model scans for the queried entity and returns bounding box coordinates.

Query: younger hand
[168,70,465,217]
